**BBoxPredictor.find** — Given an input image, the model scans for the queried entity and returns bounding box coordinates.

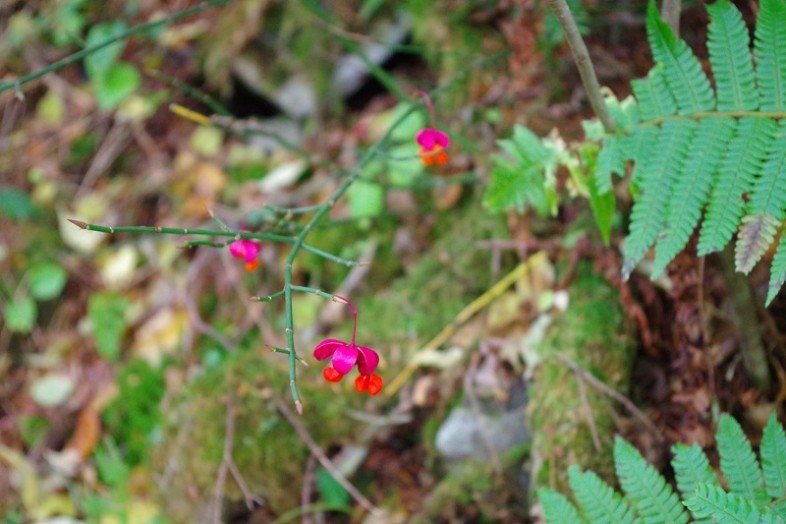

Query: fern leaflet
[767,234,786,306]
[683,483,783,524]
[646,2,714,114]
[755,0,786,112]
[706,0,758,111]
[567,465,636,524]
[538,487,586,523]
[623,120,696,279]
[761,412,786,499]
[671,443,719,499]
[614,437,689,524]
[697,118,777,256]
[717,414,770,507]
[652,117,735,276]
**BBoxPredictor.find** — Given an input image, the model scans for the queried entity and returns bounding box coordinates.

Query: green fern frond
[761,412,786,499]
[538,487,586,523]
[623,120,696,279]
[755,0,786,112]
[652,117,735,276]
[706,0,758,111]
[646,1,714,114]
[773,500,786,520]
[594,135,626,194]
[632,67,677,121]
[567,465,636,524]
[614,437,689,524]
[484,126,560,215]
[672,442,719,499]
[747,120,786,216]
[697,117,778,256]
[767,234,786,305]
[717,414,770,506]
[683,483,783,524]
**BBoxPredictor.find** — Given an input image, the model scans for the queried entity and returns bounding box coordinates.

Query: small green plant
[486,0,786,305]
[538,412,786,523]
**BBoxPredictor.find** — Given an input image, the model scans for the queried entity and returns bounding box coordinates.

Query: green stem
[0,0,230,95]
[281,102,420,411]
[547,0,616,133]
[68,219,357,266]
[290,286,359,345]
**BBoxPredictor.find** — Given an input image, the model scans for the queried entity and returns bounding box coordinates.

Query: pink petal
[331,344,359,374]
[416,129,437,149]
[416,128,450,149]
[356,346,380,375]
[229,241,245,259]
[313,339,346,361]
[241,241,261,262]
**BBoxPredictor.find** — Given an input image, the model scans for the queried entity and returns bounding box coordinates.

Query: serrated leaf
[717,414,769,506]
[538,487,585,523]
[615,437,689,524]
[761,412,786,499]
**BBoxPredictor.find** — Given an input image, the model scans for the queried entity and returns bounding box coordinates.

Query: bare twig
[547,0,616,133]
[555,354,665,442]
[274,398,381,516]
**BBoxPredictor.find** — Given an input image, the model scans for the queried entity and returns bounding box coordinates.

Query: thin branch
[555,354,665,442]
[0,0,230,96]
[547,0,616,133]
[274,398,381,516]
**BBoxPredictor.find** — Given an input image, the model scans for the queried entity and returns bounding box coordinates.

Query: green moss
[527,265,636,494]
[152,348,368,520]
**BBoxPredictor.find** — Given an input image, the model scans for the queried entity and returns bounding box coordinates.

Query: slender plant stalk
[67,219,357,267]
[661,0,682,35]
[547,0,616,133]
[0,0,230,96]
[283,103,420,413]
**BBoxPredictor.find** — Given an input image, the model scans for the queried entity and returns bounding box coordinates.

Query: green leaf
[698,117,777,256]
[88,291,130,361]
[646,1,715,114]
[95,62,140,109]
[4,296,37,333]
[755,0,786,112]
[538,487,585,523]
[0,187,40,220]
[767,234,786,305]
[717,414,769,506]
[761,412,786,499]
[568,465,636,524]
[672,442,719,501]
[28,262,68,301]
[316,467,350,507]
[683,483,781,524]
[652,117,735,276]
[623,120,696,279]
[707,0,758,111]
[84,21,128,80]
[346,180,384,218]
[484,126,559,215]
[614,437,689,524]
